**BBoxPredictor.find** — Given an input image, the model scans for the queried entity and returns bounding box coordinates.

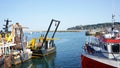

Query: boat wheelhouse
[100,30,120,60]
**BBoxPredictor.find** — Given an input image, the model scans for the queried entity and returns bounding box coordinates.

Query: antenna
[112,14,115,23]
[111,0,116,30]
[3,18,12,33]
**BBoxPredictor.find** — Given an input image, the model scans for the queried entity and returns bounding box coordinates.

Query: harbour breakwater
[24,30,85,32]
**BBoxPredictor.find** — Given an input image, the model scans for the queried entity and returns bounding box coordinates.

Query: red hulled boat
[81,29,120,68]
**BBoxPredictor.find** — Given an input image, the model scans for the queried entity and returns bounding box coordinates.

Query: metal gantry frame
[41,19,60,49]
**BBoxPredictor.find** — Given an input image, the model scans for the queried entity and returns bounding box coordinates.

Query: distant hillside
[67,22,120,30]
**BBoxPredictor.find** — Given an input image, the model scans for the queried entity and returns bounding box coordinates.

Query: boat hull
[0,56,4,65]
[12,50,32,65]
[32,46,56,57]
[12,54,22,65]
[81,54,116,68]
[21,52,32,62]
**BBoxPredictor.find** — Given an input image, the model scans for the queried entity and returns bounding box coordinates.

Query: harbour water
[13,31,86,68]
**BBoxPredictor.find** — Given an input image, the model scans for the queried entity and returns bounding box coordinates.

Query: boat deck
[82,51,120,68]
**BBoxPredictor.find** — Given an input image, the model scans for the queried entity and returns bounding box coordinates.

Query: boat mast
[111,0,115,30]
[111,14,115,31]
[3,19,12,33]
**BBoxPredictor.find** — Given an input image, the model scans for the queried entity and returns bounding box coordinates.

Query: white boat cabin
[98,30,120,60]
[100,38,120,60]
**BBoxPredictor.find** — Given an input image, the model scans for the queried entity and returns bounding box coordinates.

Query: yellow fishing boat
[27,19,60,57]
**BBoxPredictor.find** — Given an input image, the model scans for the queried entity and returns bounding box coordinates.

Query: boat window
[112,44,120,53]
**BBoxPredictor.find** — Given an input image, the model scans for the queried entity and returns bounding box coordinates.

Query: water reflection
[32,53,56,68]
[13,52,56,68]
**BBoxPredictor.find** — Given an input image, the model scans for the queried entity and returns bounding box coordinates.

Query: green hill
[67,22,120,30]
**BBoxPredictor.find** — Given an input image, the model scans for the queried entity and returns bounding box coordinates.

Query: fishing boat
[0,21,33,66]
[86,30,97,36]
[28,37,57,57]
[81,23,120,68]
[27,19,60,57]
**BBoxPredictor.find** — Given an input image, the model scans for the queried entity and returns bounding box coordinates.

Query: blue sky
[0,0,120,30]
